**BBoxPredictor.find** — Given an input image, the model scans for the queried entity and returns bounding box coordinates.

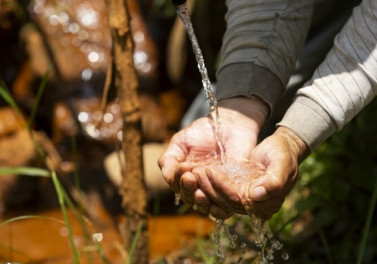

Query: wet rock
[104,143,170,197]
[0,129,41,213]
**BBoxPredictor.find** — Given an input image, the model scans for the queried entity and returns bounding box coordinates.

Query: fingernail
[252,186,267,201]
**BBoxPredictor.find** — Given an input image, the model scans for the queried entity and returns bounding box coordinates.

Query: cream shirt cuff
[277,96,337,152]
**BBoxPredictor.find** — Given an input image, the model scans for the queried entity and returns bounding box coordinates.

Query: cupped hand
[158,96,269,218]
[195,126,310,221]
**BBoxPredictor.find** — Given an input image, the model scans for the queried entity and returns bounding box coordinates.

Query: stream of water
[175,3,226,165]
[174,3,288,263]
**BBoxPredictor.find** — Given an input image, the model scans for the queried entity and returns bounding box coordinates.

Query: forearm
[216,0,314,111]
[278,0,377,151]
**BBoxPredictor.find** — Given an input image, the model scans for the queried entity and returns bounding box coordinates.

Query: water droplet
[133,31,144,43]
[78,30,89,41]
[133,51,148,66]
[271,239,283,250]
[92,233,103,242]
[68,22,80,34]
[33,2,44,14]
[267,249,274,260]
[216,249,224,259]
[110,103,120,114]
[255,240,263,248]
[103,113,113,123]
[174,193,181,205]
[44,6,54,17]
[58,12,69,25]
[85,123,99,138]
[77,7,99,28]
[78,112,89,123]
[259,257,268,264]
[49,15,60,26]
[282,252,289,260]
[88,51,99,63]
[81,68,93,81]
[140,62,152,73]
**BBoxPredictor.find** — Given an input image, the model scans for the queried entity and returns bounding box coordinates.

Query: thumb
[249,141,298,202]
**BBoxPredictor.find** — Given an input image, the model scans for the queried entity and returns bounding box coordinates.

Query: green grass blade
[0,166,50,177]
[356,171,377,264]
[318,229,333,264]
[0,215,65,228]
[29,67,51,129]
[94,240,111,264]
[196,239,215,264]
[51,170,80,263]
[1,78,107,263]
[126,221,143,264]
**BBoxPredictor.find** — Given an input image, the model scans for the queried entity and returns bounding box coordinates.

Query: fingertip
[193,189,210,214]
[251,186,267,201]
[181,172,198,193]
[209,204,232,219]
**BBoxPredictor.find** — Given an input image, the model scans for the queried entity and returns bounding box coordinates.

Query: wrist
[275,126,310,162]
[217,96,269,132]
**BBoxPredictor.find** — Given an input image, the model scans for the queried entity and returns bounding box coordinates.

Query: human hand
[158,96,269,218]
[194,126,310,221]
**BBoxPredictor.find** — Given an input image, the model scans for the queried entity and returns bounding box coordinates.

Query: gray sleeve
[216,0,314,110]
[278,0,377,151]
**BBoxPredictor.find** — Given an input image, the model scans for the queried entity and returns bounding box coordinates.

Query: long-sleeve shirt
[216,0,377,151]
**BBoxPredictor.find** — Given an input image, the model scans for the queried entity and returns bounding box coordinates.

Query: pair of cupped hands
[158,97,309,221]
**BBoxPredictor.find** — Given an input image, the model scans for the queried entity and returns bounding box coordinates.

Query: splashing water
[174,3,289,263]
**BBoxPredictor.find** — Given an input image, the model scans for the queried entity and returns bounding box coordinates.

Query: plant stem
[51,170,80,263]
[318,229,333,264]
[356,169,377,264]
[126,221,143,264]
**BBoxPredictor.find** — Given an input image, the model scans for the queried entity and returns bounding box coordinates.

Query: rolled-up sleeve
[216,0,314,111]
[278,0,377,151]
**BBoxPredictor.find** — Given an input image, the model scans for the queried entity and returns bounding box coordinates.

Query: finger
[193,166,228,206]
[209,204,233,219]
[248,196,285,221]
[158,134,187,192]
[192,189,211,214]
[180,171,198,204]
[249,153,297,202]
[206,167,248,214]
[158,154,182,192]
[250,170,297,202]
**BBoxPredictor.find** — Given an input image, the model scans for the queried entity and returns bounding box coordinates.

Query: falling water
[174,2,288,263]
[175,3,225,164]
